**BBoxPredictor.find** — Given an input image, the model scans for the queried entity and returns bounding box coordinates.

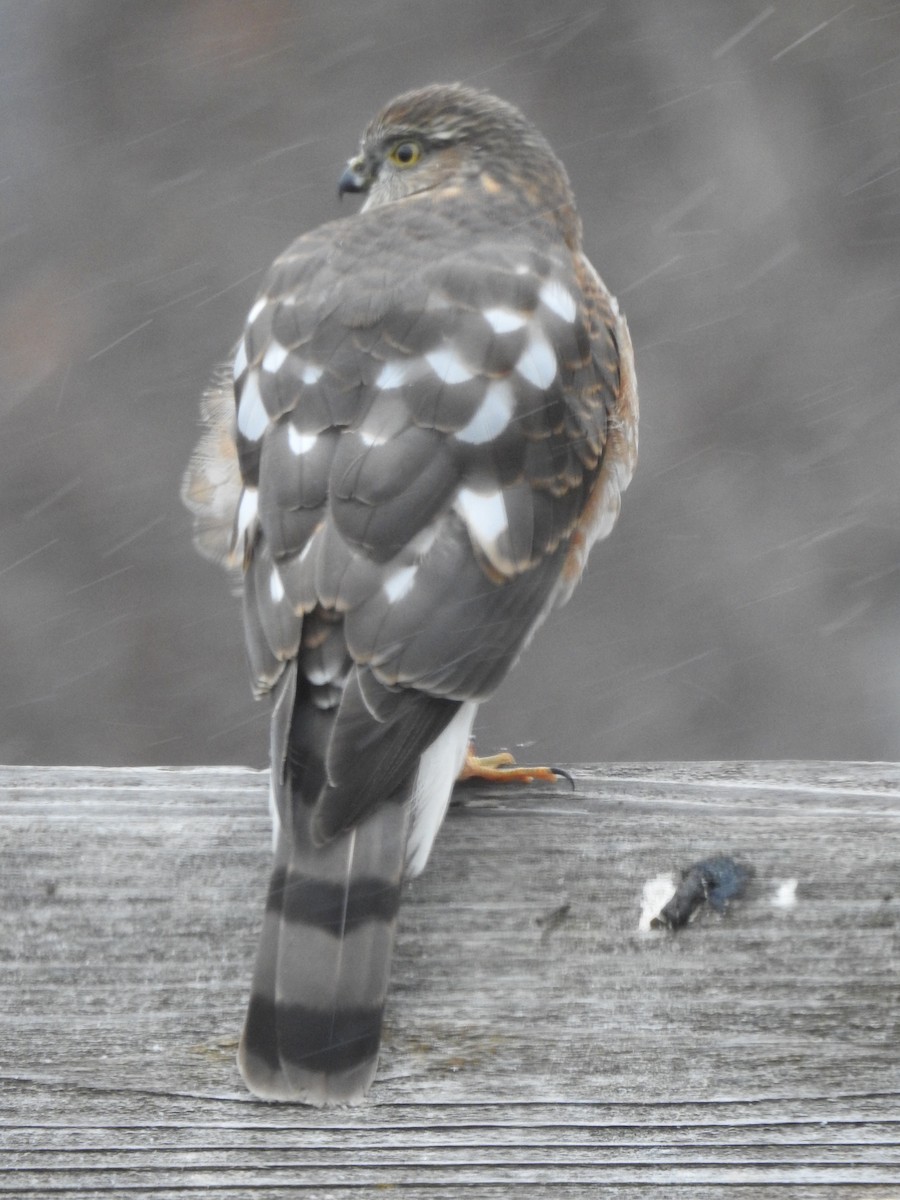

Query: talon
[458,744,568,785]
[550,766,576,790]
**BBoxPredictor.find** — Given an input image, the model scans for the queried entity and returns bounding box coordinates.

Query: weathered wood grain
[1,762,898,1197]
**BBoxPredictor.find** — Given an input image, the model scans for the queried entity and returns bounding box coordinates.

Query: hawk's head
[339,83,578,241]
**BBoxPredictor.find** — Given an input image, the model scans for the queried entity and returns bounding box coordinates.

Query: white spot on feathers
[247,296,267,324]
[407,522,439,558]
[539,279,578,323]
[383,564,417,603]
[288,426,317,456]
[376,359,418,390]
[483,307,527,333]
[455,379,515,445]
[516,326,557,390]
[262,340,289,374]
[455,487,508,552]
[236,370,268,440]
[236,487,259,543]
[426,345,475,385]
[360,430,386,448]
[269,567,285,603]
[300,362,323,385]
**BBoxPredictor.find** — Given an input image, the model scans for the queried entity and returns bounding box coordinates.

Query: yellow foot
[458,746,571,786]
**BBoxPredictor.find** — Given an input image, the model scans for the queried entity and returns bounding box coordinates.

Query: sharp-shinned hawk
[183,83,638,1104]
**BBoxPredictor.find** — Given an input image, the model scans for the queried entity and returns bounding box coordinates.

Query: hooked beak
[338,157,370,198]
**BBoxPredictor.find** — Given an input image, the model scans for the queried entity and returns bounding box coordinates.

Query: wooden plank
[1,763,898,1197]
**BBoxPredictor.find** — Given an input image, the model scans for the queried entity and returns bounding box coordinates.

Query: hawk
[183,83,638,1105]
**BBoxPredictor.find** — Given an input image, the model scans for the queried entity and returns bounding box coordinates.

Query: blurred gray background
[2,0,898,770]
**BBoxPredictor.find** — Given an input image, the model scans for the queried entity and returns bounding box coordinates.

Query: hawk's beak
[338,157,370,198]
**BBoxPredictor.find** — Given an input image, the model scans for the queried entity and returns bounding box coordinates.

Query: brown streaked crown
[359,83,582,249]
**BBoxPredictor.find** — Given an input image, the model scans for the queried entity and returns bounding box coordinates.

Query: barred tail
[238,799,408,1105]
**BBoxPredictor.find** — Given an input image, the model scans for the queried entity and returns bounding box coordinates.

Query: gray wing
[229,204,630,831]
[183,202,637,838]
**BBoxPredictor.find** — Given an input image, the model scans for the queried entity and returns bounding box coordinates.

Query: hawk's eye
[389,141,422,168]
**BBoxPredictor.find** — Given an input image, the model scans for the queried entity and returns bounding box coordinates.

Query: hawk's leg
[458,744,569,785]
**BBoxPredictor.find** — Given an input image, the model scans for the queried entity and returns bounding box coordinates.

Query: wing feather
[192,198,634,826]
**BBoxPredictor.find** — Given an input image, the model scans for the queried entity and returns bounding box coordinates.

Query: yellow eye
[389,140,422,168]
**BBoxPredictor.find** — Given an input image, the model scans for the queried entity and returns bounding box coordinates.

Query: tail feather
[237,651,472,1103]
[238,799,408,1104]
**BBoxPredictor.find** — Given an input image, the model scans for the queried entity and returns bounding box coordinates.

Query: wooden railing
[2,762,898,1195]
